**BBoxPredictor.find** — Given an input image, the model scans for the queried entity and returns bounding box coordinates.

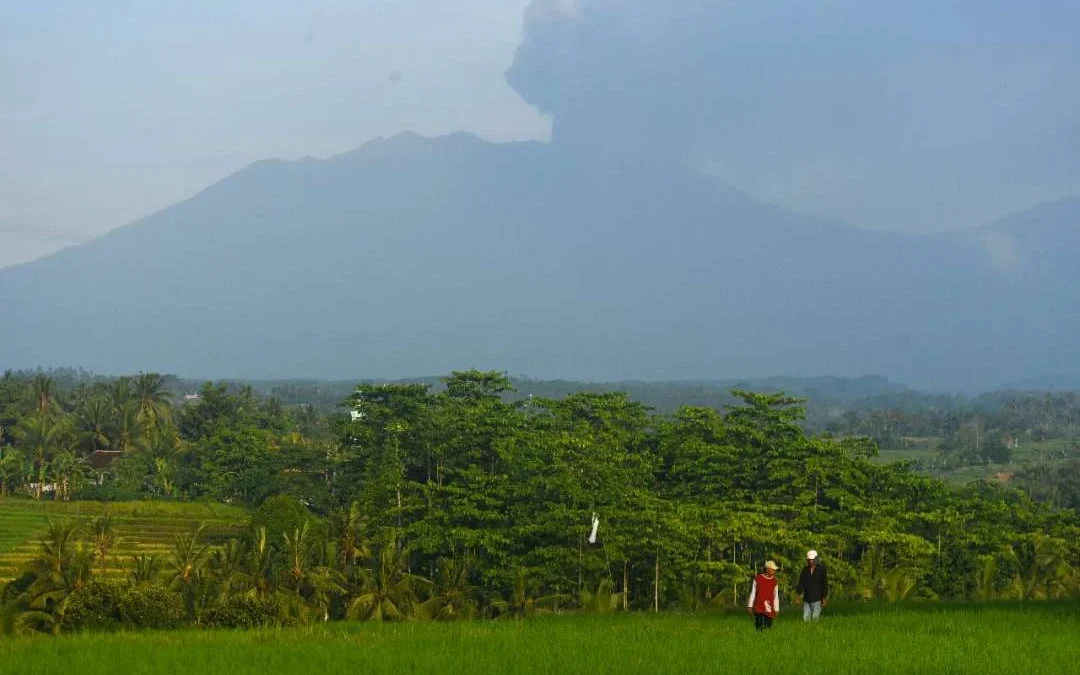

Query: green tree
[15,412,74,500]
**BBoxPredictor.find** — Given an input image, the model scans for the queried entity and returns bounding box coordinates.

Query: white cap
[807,549,818,560]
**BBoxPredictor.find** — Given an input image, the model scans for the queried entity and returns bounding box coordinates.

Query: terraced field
[0,499,248,583]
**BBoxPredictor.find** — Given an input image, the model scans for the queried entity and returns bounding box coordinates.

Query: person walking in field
[747,560,780,631]
[795,549,828,621]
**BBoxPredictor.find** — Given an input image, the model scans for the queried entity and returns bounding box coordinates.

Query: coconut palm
[0,451,24,497]
[245,526,276,599]
[74,394,113,455]
[579,577,620,614]
[418,556,481,621]
[15,412,73,499]
[4,520,93,634]
[169,524,208,586]
[144,423,182,495]
[89,514,120,574]
[130,554,162,586]
[132,372,172,426]
[48,450,85,501]
[491,566,567,619]
[1001,534,1077,600]
[207,538,250,600]
[106,379,148,454]
[328,501,370,572]
[282,521,346,620]
[168,524,210,619]
[976,554,1000,600]
[346,539,429,622]
[28,374,56,415]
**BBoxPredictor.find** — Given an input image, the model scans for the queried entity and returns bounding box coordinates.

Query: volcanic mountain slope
[1,132,1077,388]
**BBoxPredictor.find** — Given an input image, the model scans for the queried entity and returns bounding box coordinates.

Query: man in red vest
[747,560,780,630]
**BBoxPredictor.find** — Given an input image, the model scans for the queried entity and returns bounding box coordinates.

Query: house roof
[85,450,123,469]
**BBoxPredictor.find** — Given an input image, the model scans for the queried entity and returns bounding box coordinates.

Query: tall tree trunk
[653,550,660,613]
[577,533,584,594]
[623,561,629,611]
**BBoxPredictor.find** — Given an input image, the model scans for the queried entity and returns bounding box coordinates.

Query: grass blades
[0,604,1077,675]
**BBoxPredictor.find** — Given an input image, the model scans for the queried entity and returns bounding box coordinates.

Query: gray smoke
[508,0,1080,230]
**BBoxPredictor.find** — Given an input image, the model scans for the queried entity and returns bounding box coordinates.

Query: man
[747,560,780,631]
[795,549,828,621]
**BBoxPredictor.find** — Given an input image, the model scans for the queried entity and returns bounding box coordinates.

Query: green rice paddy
[1,604,1077,675]
[0,499,247,583]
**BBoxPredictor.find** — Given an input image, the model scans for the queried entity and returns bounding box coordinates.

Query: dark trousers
[754,613,773,631]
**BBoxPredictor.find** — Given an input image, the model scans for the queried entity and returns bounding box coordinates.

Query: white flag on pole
[588,512,600,544]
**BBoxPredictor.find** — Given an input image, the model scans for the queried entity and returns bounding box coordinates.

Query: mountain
[1,133,1078,388]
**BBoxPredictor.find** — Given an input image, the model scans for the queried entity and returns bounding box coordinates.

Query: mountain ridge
[2,133,1078,388]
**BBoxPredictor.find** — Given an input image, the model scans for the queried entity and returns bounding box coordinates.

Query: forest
[0,368,1077,634]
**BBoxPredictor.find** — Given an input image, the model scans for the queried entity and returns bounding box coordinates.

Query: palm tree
[418,556,481,621]
[74,394,113,455]
[168,524,209,619]
[107,379,148,454]
[295,404,323,439]
[5,520,93,634]
[282,521,345,620]
[89,514,120,574]
[491,566,566,619]
[0,451,26,498]
[207,538,250,601]
[1001,534,1078,600]
[15,412,72,500]
[169,524,208,586]
[144,424,182,495]
[245,526,276,600]
[976,553,999,600]
[29,374,56,415]
[579,578,620,614]
[328,501,370,572]
[48,450,85,501]
[132,372,172,426]
[130,554,162,586]
[346,539,429,622]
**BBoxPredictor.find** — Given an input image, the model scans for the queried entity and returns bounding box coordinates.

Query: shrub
[63,580,126,632]
[117,584,186,630]
[73,485,144,502]
[63,580,185,632]
[199,596,298,629]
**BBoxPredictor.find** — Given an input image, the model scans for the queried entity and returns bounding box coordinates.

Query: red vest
[752,573,778,617]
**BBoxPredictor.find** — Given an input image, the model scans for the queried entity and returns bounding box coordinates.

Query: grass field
[0,604,1076,675]
[877,436,1076,486]
[0,499,248,583]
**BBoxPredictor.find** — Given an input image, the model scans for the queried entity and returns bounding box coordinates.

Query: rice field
[0,603,1076,675]
[0,499,248,583]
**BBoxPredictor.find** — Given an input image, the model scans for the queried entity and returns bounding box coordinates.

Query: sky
[0,0,549,268]
[3,0,1079,269]
[508,0,1080,234]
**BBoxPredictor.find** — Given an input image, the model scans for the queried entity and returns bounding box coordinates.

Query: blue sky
[0,0,548,268]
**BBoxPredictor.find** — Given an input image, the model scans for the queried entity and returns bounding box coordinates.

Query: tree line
[0,369,1077,634]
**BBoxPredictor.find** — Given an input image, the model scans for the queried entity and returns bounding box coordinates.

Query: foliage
[63,580,185,631]
[1,369,1079,633]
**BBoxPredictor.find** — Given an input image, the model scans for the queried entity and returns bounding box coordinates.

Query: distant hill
[1,133,1078,389]
[999,375,1080,392]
